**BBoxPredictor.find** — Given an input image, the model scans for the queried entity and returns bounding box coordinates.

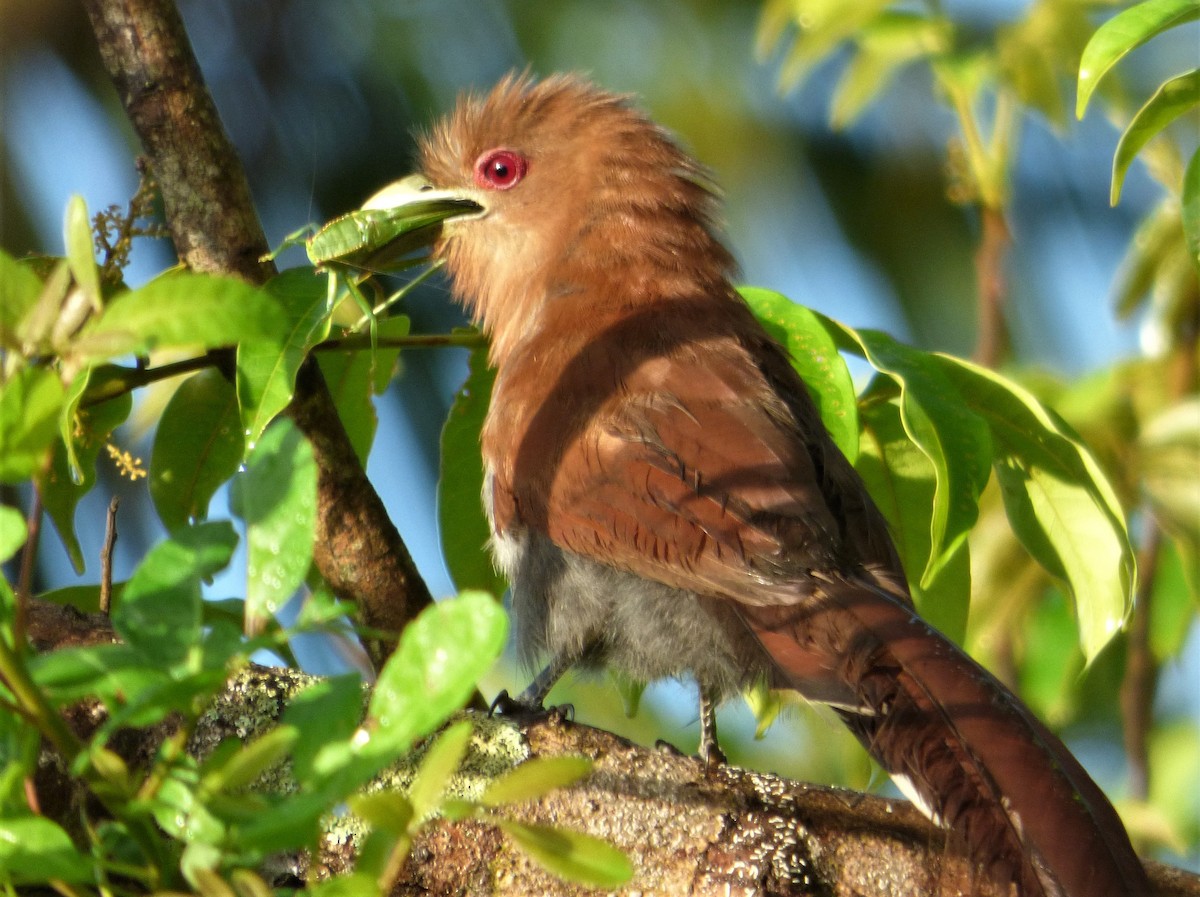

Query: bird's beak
[361,174,483,223]
[351,174,484,267]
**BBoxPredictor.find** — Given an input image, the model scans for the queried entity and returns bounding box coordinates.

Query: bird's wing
[528,329,869,606]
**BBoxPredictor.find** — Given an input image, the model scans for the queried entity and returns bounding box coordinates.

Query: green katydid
[266,175,481,343]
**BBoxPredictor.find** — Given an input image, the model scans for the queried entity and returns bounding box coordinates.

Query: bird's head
[364,74,736,363]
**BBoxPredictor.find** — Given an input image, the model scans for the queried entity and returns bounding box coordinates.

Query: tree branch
[26,661,1198,897]
[78,0,433,663]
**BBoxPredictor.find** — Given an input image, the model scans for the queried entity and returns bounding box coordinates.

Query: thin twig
[314,329,486,354]
[78,330,484,408]
[100,496,120,615]
[972,206,1011,367]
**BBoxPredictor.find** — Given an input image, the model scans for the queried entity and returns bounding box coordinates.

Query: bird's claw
[698,739,727,769]
[489,690,574,722]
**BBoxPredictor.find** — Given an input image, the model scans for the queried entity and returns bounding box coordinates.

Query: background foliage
[1,0,1197,890]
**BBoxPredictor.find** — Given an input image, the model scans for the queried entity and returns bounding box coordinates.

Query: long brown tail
[743,574,1150,897]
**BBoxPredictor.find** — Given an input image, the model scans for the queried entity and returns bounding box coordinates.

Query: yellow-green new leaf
[0,250,46,348]
[935,356,1135,661]
[481,755,593,808]
[1077,0,1200,118]
[0,505,27,564]
[0,366,64,484]
[348,791,414,835]
[407,721,474,820]
[63,195,102,313]
[1111,69,1200,204]
[495,818,633,890]
[1140,398,1200,545]
[202,726,300,795]
[1182,146,1200,271]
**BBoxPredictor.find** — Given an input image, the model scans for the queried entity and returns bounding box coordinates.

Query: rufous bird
[374,74,1150,897]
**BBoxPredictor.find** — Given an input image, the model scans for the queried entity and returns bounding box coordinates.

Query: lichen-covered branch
[30,664,1197,897]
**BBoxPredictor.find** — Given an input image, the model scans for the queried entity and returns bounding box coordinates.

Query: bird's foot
[697,738,727,769]
[489,689,575,722]
[697,689,727,768]
[653,737,726,768]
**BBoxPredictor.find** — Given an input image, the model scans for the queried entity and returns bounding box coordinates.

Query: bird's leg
[697,687,727,767]
[490,652,577,718]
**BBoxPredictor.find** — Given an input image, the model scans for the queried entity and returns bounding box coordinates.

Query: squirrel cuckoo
[374,74,1149,896]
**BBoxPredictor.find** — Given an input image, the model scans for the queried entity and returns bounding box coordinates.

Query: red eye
[474,149,527,190]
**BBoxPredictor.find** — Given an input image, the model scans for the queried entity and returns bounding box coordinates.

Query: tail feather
[742,574,1149,897]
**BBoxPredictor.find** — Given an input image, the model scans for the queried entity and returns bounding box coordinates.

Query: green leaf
[1019,590,1085,724]
[1149,721,1200,848]
[480,755,592,808]
[439,342,507,598]
[494,818,633,889]
[740,287,859,461]
[996,1,1092,127]
[1148,538,1198,659]
[855,397,971,640]
[150,369,244,533]
[1112,69,1200,204]
[0,700,40,812]
[237,268,331,448]
[832,13,949,128]
[306,872,384,897]
[0,506,26,564]
[407,720,474,819]
[1182,146,1200,272]
[230,787,340,854]
[609,670,646,719]
[234,420,317,630]
[348,790,414,835]
[150,772,221,844]
[317,313,409,464]
[0,816,93,883]
[0,366,65,483]
[23,260,85,355]
[1140,398,1200,544]
[767,0,892,92]
[57,363,124,480]
[29,642,164,707]
[743,679,786,739]
[64,195,101,313]
[935,356,1134,661]
[1114,201,1185,317]
[114,521,238,666]
[281,673,365,782]
[0,249,46,348]
[820,317,992,585]
[0,578,14,649]
[366,590,507,758]
[36,582,125,614]
[75,271,286,360]
[39,384,131,572]
[202,726,299,794]
[1077,0,1200,117]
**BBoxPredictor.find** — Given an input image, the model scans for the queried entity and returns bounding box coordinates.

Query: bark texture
[79,0,434,663]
